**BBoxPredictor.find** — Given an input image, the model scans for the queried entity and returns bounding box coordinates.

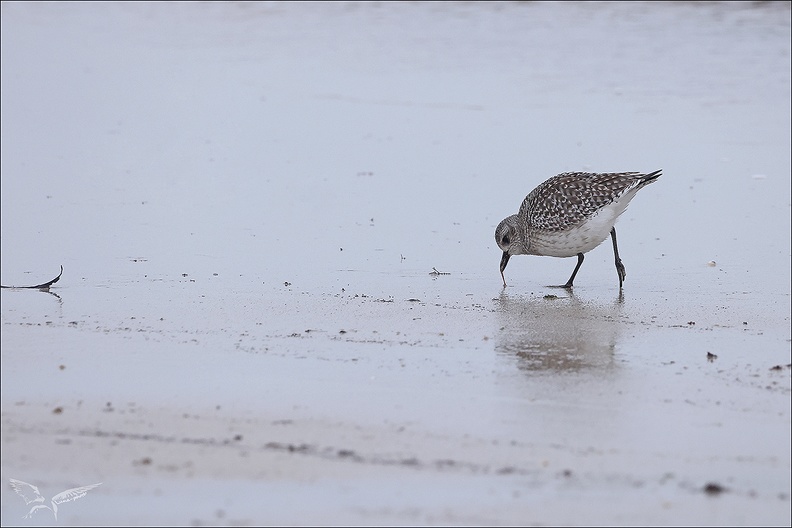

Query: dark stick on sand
[1,265,63,290]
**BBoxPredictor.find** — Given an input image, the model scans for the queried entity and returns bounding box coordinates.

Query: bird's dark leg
[549,252,584,288]
[564,252,585,288]
[611,227,626,288]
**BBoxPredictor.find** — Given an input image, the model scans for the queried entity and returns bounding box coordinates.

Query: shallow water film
[2,2,790,526]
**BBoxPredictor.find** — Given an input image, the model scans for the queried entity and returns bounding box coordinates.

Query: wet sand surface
[1,2,790,526]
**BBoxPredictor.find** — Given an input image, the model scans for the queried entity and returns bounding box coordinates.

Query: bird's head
[495,215,521,255]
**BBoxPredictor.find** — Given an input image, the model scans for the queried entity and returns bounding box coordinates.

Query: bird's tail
[639,169,662,186]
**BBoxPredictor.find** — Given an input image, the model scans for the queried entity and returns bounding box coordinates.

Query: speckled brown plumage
[519,171,659,232]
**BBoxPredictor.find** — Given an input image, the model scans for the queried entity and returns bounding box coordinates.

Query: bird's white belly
[528,201,624,257]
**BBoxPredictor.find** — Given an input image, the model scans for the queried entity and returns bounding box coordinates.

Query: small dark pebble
[707,352,718,362]
[703,482,727,495]
[52,406,63,414]
[688,321,695,325]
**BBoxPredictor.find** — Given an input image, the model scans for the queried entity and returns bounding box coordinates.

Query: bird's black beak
[500,252,510,274]
[500,252,510,286]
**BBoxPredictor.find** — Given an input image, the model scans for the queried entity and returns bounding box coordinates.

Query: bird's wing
[9,479,44,505]
[519,172,644,231]
[51,483,102,505]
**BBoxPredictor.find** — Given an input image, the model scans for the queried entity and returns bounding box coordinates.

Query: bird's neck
[516,226,531,255]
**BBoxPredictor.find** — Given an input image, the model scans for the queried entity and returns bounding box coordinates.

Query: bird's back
[518,171,660,232]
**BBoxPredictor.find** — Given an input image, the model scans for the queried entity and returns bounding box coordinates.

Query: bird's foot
[547,283,574,289]
[615,259,626,288]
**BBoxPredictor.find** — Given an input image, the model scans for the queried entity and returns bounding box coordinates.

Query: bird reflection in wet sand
[495,291,623,374]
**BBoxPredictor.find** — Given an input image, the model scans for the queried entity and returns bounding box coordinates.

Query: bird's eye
[502,235,510,245]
